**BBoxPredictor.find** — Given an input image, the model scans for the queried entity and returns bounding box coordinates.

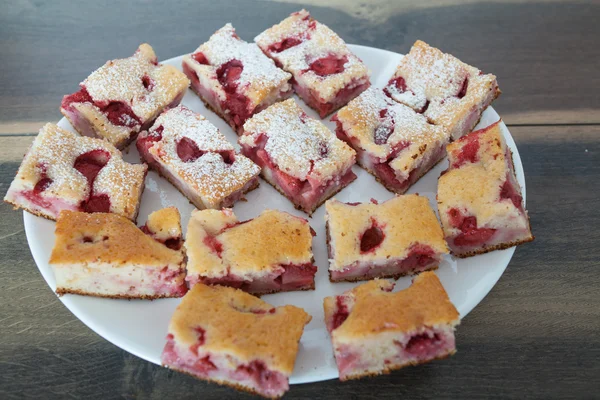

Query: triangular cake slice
[323,272,459,380]
[161,283,311,398]
[49,208,187,299]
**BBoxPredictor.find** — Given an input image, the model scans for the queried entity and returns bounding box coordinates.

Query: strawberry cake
[333,87,451,193]
[49,208,187,299]
[239,99,357,214]
[255,9,371,118]
[185,208,317,295]
[4,123,147,221]
[323,272,460,381]
[182,24,293,134]
[137,106,260,210]
[437,120,534,257]
[61,44,189,149]
[325,195,448,282]
[161,283,310,398]
[139,207,184,250]
[384,40,500,140]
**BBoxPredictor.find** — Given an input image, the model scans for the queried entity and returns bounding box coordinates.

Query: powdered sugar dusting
[194,24,291,95]
[241,99,355,180]
[146,106,260,203]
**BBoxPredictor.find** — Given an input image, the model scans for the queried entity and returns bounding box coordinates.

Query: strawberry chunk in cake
[61,44,189,149]
[333,87,450,193]
[384,40,500,140]
[161,283,310,398]
[323,272,460,381]
[4,123,147,221]
[182,24,292,134]
[437,120,534,257]
[49,208,187,299]
[239,99,357,214]
[137,106,260,210]
[255,9,371,118]
[325,195,448,282]
[139,206,184,250]
[185,208,317,295]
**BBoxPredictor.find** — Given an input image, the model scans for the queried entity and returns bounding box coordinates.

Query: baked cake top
[168,283,311,374]
[83,44,189,123]
[13,123,146,217]
[255,9,370,102]
[187,24,291,106]
[144,106,260,205]
[143,207,182,243]
[334,87,450,162]
[240,99,356,180]
[49,210,184,267]
[325,195,448,270]
[185,208,314,280]
[438,120,526,227]
[324,272,459,341]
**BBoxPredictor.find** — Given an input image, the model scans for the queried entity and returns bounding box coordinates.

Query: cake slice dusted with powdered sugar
[4,123,147,221]
[182,24,293,134]
[50,208,187,299]
[333,87,451,193]
[137,106,260,210]
[323,272,460,381]
[61,44,189,149]
[239,99,357,214]
[384,40,500,140]
[255,9,371,118]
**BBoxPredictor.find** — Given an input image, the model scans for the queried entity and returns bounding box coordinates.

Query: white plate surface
[24,44,525,384]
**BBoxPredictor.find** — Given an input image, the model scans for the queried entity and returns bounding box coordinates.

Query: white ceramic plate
[25,44,525,384]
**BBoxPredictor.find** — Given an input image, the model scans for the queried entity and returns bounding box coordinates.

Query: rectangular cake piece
[49,208,188,299]
[323,272,459,381]
[4,123,147,221]
[239,99,357,214]
[325,195,449,282]
[437,120,534,257]
[384,40,500,140]
[255,9,371,118]
[161,283,311,399]
[182,24,293,134]
[332,87,451,193]
[61,44,189,149]
[137,105,261,209]
[185,208,317,295]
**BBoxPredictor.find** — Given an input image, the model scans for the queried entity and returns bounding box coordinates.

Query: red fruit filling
[448,208,496,247]
[203,235,223,257]
[192,52,210,65]
[360,219,385,253]
[62,87,141,128]
[384,76,407,98]
[308,55,348,76]
[236,361,279,390]
[402,244,437,269]
[331,296,350,330]
[219,150,236,165]
[374,109,395,145]
[74,150,112,213]
[268,37,304,53]
[500,178,523,209]
[216,59,244,91]
[452,132,481,167]
[33,177,52,195]
[417,100,430,114]
[139,224,183,250]
[213,59,252,130]
[456,78,469,99]
[405,333,441,354]
[189,327,206,356]
[176,137,205,162]
[142,75,155,91]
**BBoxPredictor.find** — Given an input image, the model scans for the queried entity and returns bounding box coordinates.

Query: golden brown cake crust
[329,272,459,341]
[168,284,311,375]
[55,287,183,300]
[49,210,183,266]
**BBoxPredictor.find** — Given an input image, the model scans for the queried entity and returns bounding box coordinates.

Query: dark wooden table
[1,1,599,398]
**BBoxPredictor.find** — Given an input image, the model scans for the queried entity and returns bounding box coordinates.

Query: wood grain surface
[1,1,599,399]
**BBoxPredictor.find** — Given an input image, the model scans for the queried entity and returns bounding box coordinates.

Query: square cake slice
[437,120,534,257]
[239,99,357,214]
[161,283,311,398]
[182,24,293,134]
[185,208,317,295]
[325,195,448,282]
[49,208,188,299]
[384,40,500,140]
[333,87,451,193]
[137,105,260,209]
[61,44,189,149]
[4,123,147,221]
[323,272,459,381]
[255,9,371,117]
